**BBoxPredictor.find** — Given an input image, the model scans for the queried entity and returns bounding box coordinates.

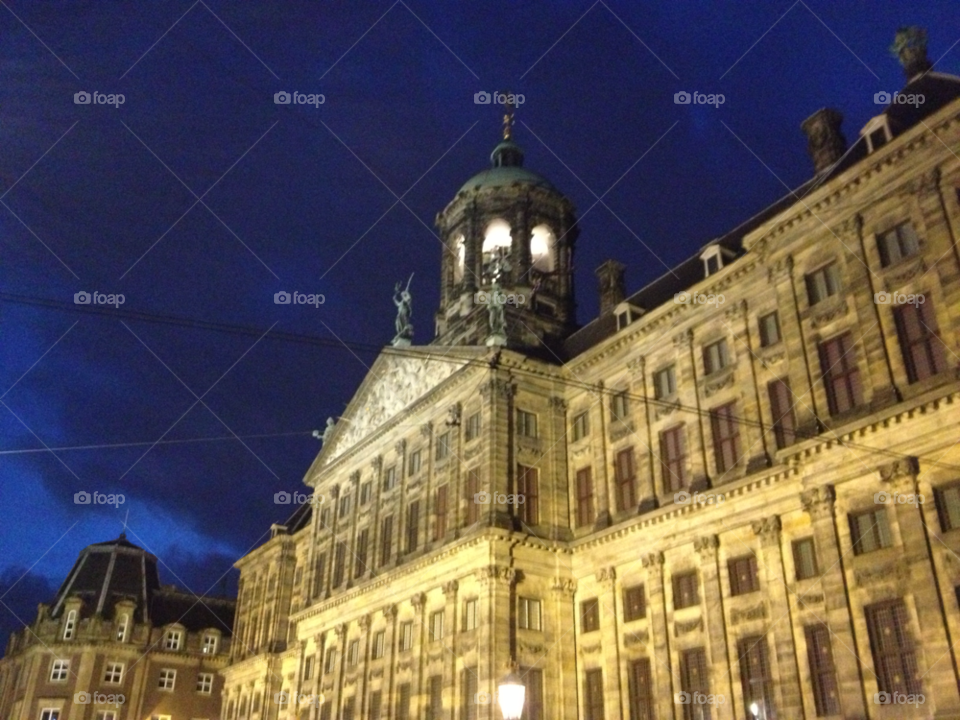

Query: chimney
[892,26,932,80]
[595,260,626,315]
[801,108,846,174]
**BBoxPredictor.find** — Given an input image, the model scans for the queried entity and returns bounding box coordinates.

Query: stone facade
[225,38,960,720]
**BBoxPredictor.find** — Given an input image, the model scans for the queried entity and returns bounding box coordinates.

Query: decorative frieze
[730,604,767,625]
[675,618,703,636]
[751,516,781,546]
[549,396,567,413]
[810,300,849,328]
[443,580,459,596]
[694,535,719,557]
[623,631,649,647]
[479,565,516,586]
[518,641,545,655]
[879,457,919,482]
[626,356,645,377]
[551,578,577,597]
[641,552,664,569]
[609,421,635,442]
[654,400,680,420]
[673,329,694,349]
[796,592,824,609]
[703,371,735,397]
[801,485,835,519]
[884,257,927,290]
[855,559,910,589]
[580,642,601,654]
[596,567,616,583]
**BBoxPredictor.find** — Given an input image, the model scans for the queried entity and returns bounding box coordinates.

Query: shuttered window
[379,515,393,567]
[805,624,840,716]
[332,541,346,588]
[768,378,796,448]
[396,683,411,720]
[819,333,863,415]
[679,648,710,720]
[623,585,646,622]
[427,675,442,720]
[580,598,600,633]
[627,658,654,720]
[673,571,699,609]
[465,470,480,525]
[710,402,740,474]
[866,599,921,696]
[312,552,326,598]
[576,467,595,528]
[850,508,892,555]
[517,465,539,525]
[405,500,419,553]
[895,300,945,383]
[615,447,637,511]
[584,669,605,720]
[728,555,759,596]
[354,529,368,578]
[738,636,775,719]
[369,691,382,720]
[434,484,448,540]
[660,424,687,492]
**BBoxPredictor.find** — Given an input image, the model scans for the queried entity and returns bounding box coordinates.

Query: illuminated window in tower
[530,224,555,272]
[482,219,512,281]
[452,234,465,283]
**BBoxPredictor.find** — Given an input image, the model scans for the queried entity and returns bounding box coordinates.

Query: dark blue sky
[2,0,959,643]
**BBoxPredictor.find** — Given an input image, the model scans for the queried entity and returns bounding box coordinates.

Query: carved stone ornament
[549,396,568,413]
[810,300,848,329]
[580,642,601,655]
[480,565,516,586]
[324,355,465,461]
[446,403,462,427]
[382,604,398,620]
[908,166,941,196]
[518,641,546,655]
[358,614,370,632]
[368,668,384,680]
[349,470,361,486]
[751,516,782,545]
[334,623,347,640]
[884,257,926,290]
[627,356,645,376]
[641,552,664,569]
[411,593,426,610]
[596,567,616,583]
[855,558,910,589]
[654,400,680,420]
[694,535,719,556]
[370,455,383,472]
[879,457,919,483]
[796,592,825,609]
[420,422,433,438]
[551,578,577,596]
[758,350,785,369]
[443,580,459,596]
[673,329,694,349]
[800,485,835,520]
[623,631,649,647]
[610,421,636,442]
[730,604,767,626]
[767,255,794,283]
[480,378,515,400]
[703,370,735,398]
[394,439,406,456]
[674,618,703,637]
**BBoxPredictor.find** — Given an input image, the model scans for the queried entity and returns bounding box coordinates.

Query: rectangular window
[359,481,371,505]
[611,391,630,422]
[660,424,687,493]
[158,669,176,690]
[63,610,76,639]
[653,365,677,399]
[877,222,920,267]
[164,629,182,650]
[396,683,411,720]
[703,339,730,374]
[324,648,336,674]
[517,465,539,525]
[738,636,774,719]
[465,469,480,525]
[304,656,314,680]
[866,599,921,696]
[399,621,413,651]
[347,639,360,666]
[196,672,213,694]
[575,467,595,528]
[95,713,116,720]
[373,630,385,659]
[710,402,741,474]
[518,597,542,631]
[405,500,420,553]
[572,411,590,441]
[759,311,781,347]
[354,528,369,578]
[627,658,654,720]
[895,300,946,383]
[370,691,382,720]
[819,333,863,415]
[580,598,600,633]
[333,541,347,587]
[728,555,760,596]
[50,659,69,682]
[850,508,892,555]
[103,662,123,684]
[679,648,710,720]
[320,508,331,529]
[202,633,218,654]
[408,450,422,475]
[379,515,393,567]
[462,669,478,720]
[342,698,355,720]
[429,611,444,642]
[615,447,637,512]
[768,378,797,449]
[623,584,646,622]
[312,552,326,598]
[320,705,331,720]
[520,667,544,720]
[937,483,960,532]
[427,675,442,720]
[805,624,840,717]
[384,465,397,490]
[463,599,478,631]
[806,262,842,305]
[339,494,351,519]
[584,669,605,720]
[434,484,448,541]
[673,571,699,609]
[465,411,481,441]
[793,538,819,580]
[436,431,451,460]
[517,409,538,438]
[40,712,60,720]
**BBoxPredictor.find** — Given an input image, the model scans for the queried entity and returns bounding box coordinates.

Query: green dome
[457,137,557,193]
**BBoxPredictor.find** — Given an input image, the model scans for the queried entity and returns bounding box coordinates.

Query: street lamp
[497,672,526,720]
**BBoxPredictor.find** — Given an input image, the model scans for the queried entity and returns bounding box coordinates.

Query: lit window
[158,669,177,691]
[50,659,69,682]
[452,234,465,283]
[202,633,218,655]
[95,712,116,720]
[518,597,542,631]
[116,614,129,642]
[530,224,555,272]
[40,711,60,720]
[103,662,124,684]
[197,673,214,694]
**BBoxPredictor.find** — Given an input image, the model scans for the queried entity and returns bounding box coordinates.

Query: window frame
[50,659,70,682]
[894,300,946,383]
[659,424,687,493]
[622,584,646,623]
[580,598,600,633]
[728,554,760,596]
[877,222,920,267]
[792,537,819,581]
[805,262,842,306]
[572,411,590,441]
[196,672,214,694]
[673,571,699,610]
[516,409,538,438]
[849,508,893,555]
[819,333,863,416]
[758,311,781,347]
[653,365,677,400]
[517,465,539,525]
[103,661,124,684]
[702,339,730,375]
[805,624,841,716]
[518,597,542,631]
[710,402,741,474]
[614,447,637,512]
[575,467,595,528]
[158,668,177,691]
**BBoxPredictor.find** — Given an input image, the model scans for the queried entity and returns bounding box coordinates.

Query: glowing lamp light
[497,672,526,720]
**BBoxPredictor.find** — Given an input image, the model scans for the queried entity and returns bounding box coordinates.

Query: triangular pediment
[319,346,488,465]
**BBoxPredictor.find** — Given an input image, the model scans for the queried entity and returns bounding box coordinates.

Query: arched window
[452,235,465,283]
[530,224,556,273]
[63,610,77,640]
[482,219,513,282]
[116,613,129,642]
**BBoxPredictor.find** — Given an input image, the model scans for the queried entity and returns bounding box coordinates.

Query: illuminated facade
[225,29,960,720]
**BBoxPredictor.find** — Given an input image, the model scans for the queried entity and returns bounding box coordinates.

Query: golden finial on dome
[502,91,515,140]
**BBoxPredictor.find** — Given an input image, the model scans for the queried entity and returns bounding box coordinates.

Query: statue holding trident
[392,273,414,347]
[486,249,510,347]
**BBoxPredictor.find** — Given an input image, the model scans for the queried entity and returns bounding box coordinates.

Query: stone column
[678,330,710,491]
[596,567,623,717]
[464,203,479,294]
[478,565,515,720]
[642,552,674,720]
[480,376,515,529]
[311,632,325,720]
[800,485,867,718]
[695,534,734,720]
[880,458,960,712]
[551,578,579,720]
[443,580,460,717]
[750,516,803,717]
[383,604,398,719]
[368,455,383,579]
[411,592,427,715]
[357,615,371,719]
[548,396,568,534]
[594,379,613,529]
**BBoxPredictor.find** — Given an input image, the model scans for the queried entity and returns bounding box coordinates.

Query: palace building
[0,534,236,720]
[225,28,960,720]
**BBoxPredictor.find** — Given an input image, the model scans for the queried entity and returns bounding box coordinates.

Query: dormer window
[63,609,77,640]
[202,633,218,655]
[700,245,725,277]
[861,115,892,153]
[164,629,183,651]
[614,302,643,331]
[116,613,129,642]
